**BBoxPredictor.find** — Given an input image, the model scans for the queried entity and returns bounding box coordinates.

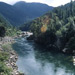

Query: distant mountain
[0,2,23,26]
[14,1,53,18]
[0,1,53,26]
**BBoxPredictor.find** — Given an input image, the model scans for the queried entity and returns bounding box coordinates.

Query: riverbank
[0,36,24,75]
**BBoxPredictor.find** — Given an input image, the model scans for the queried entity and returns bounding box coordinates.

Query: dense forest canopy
[23,1,75,54]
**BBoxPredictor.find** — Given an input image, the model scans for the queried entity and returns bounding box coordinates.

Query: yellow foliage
[41,25,47,33]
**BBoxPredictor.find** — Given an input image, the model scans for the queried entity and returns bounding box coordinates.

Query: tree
[70,0,73,16]
[0,26,6,41]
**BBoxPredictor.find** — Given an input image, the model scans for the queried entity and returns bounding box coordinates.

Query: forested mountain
[0,2,22,26]
[0,14,11,27]
[14,1,53,18]
[0,1,53,26]
[0,14,19,36]
[20,1,75,31]
[24,1,75,54]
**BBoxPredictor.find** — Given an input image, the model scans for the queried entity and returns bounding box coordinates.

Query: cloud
[0,0,71,7]
[50,0,70,7]
[0,0,21,4]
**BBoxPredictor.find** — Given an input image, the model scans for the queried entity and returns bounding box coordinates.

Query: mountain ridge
[0,1,53,26]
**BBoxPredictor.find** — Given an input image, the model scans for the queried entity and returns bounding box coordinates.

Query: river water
[12,37,75,75]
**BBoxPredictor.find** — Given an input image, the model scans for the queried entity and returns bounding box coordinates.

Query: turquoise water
[12,38,75,75]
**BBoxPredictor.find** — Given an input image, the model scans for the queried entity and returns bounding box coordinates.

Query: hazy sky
[0,0,71,7]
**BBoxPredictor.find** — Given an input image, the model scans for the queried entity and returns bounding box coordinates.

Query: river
[12,37,75,75]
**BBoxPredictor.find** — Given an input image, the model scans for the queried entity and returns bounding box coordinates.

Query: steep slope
[0,13,11,27]
[20,1,75,31]
[0,13,19,36]
[22,1,75,54]
[0,1,53,26]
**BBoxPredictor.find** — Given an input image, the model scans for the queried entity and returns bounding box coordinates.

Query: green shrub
[0,52,12,75]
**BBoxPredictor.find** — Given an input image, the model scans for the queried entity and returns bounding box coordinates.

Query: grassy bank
[0,42,20,75]
[2,43,13,52]
[0,51,12,75]
[0,43,13,75]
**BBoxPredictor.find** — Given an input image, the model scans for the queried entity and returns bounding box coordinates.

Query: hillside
[0,13,19,36]
[0,1,53,26]
[24,1,75,54]
[0,13,11,27]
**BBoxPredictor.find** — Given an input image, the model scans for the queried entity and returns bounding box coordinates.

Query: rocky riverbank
[0,36,24,75]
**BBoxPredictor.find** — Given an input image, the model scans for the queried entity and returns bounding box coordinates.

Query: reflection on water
[73,56,75,66]
[12,38,75,75]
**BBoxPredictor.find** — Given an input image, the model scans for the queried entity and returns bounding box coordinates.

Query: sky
[0,0,72,7]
